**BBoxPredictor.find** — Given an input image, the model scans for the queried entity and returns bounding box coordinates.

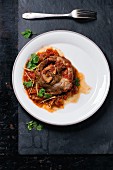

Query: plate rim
[12,30,110,126]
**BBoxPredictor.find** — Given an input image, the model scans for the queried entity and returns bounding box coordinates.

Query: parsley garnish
[31,53,39,63]
[21,29,37,38]
[38,88,45,97]
[44,93,52,98]
[23,81,33,88]
[21,29,33,38]
[38,88,52,98]
[74,78,80,86]
[26,121,43,131]
[27,53,39,70]
[36,124,43,131]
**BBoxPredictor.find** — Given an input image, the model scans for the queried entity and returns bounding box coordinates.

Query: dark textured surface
[0,0,113,169]
[18,0,113,155]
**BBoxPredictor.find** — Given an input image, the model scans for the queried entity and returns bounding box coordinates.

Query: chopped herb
[38,88,52,98]
[26,121,43,131]
[31,54,39,64]
[26,121,33,130]
[23,81,33,88]
[36,124,43,131]
[44,93,52,98]
[27,61,37,70]
[21,29,32,38]
[74,78,80,86]
[26,61,32,69]
[38,88,45,97]
[32,121,38,129]
[26,53,39,70]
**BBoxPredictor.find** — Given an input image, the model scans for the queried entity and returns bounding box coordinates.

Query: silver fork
[22,9,97,20]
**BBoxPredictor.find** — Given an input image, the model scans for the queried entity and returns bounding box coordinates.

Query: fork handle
[22,12,70,19]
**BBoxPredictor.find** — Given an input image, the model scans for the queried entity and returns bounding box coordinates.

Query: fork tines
[77,9,97,19]
[77,9,97,14]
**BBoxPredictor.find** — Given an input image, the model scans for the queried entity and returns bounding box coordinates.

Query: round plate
[12,30,110,126]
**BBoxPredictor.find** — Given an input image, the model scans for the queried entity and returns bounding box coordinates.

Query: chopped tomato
[30,88,37,94]
[23,72,29,81]
[27,72,35,79]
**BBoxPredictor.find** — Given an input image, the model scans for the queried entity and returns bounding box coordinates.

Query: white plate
[12,30,110,126]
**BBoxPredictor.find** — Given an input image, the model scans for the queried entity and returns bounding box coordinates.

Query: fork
[22,9,97,20]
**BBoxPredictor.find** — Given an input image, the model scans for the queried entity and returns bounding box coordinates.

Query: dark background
[18,0,113,155]
[0,0,113,169]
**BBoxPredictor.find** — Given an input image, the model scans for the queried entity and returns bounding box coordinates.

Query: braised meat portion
[35,55,74,95]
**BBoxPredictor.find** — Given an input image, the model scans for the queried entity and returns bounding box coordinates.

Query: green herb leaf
[27,63,37,70]
[74,78,80,86]
[38,88,45,97]
[38,88,52,98]
[26,121,34,130]
[32,121,38,129]
[27,124,32,130]
[31,54,39,64]
[36,124,43,131]
[21,29,32,38]
[27,120,33,125]
[26,61,32,69]
[23,81,33,88]
[44,93,52,98]
[26,53,39,70]
[26,121,43,131]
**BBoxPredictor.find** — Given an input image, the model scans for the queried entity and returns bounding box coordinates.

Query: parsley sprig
[26,121,43,131]
[23,81,33,88]
[27,53,39,70]
[38,88,52,98]
[21,29,36,38]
